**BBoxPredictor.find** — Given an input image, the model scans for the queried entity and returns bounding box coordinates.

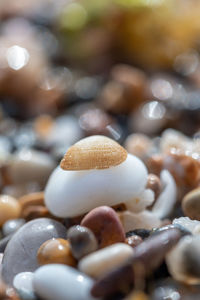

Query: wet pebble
[67,225,98,260]
[81,206,125,248]
[33,264,97,300]
[0,195,21,226]
[182,187,200,220]
[37,238,76,266]
[78,243,133,278]
[2,218,66,285]
[2,218,25,236]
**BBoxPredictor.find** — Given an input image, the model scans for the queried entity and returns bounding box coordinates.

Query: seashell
[60,135,127,171]
[152,170,176,219]
[45,154,148,218]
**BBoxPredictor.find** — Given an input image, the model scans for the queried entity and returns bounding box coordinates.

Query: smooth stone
[81,206,125,248]
[182,187,200,220]
[33,264,98,300]
[8,149,56,185]
[2,218,66,285]
[13,272,34,293]
[67,226,98,260]
[37,238,76,266]
[78,243,133,278]
[2,218,25,236]
[45,154,148,217]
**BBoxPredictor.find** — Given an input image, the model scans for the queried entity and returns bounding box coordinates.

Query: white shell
[78,243,133,278]
[173,217,200,234]
[45,154,148,217]
[33,264,97,300]
[126,189,154,213]
[152,170,176,219]
[119,210,161,232]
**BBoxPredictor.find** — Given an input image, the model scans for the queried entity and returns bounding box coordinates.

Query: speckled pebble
[81,206,125,248]
[2,219,25,236]
[67,225,98,260]
[33,264,98,300]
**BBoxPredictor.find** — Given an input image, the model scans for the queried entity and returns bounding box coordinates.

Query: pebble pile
[0,133,200,300]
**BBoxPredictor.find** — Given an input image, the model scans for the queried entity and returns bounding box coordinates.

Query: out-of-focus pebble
[45,153,148,218]
[166,235,200,284]
[0,195,21,226]
[78,243,133,278]
[67,225,98,260]
[126,229,151,239]
[124,134,153,161]
[7,149,56,186]
[33,264,97,300]
[125,235,143,248]
[2,218,25,236]
[173,217,200,234]
[81,206,125,248]
[0,280,20,300]
[37,238,76,266]
[125,290,149,300]
[2,218,66,285]
[182,187,200,220]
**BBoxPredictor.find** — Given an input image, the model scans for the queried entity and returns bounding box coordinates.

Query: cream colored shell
[60,135,127,171]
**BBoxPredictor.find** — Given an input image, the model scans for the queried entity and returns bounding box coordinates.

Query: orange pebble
[37,238,76,266]
[0,195,21,226]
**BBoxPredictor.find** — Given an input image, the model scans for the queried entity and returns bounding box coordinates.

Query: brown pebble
[146,174,162,199]
[126,235,143,249]
[22,205,51,221]
[124,134,152,160]
[81,206,125,248]
[91,228,182,298]
[182,187,200,220]
[37,238,76,266]
[0,195,21,226]
[19,192,44,210]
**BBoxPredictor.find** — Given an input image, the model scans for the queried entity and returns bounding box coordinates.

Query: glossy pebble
[2,218,25,236]
[0,195,21,226]
[45,154,148,217]
[37,238,76,266]
[81,206,125,248]
[13,272,34,293]
[78,243,133,278]
[67,226,98,259]
[2,218,66,285]
[33,264,98,300]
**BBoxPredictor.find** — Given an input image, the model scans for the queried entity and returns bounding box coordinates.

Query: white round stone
[33,264,97,300]
[45,154,148,217]
[13,272,34,292]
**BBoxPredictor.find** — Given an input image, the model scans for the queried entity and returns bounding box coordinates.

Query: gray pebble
[2,218,25,236]
[2,218,66,285]
[67,225,98,260]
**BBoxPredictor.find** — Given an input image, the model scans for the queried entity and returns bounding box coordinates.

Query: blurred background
[0,0,200,194]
